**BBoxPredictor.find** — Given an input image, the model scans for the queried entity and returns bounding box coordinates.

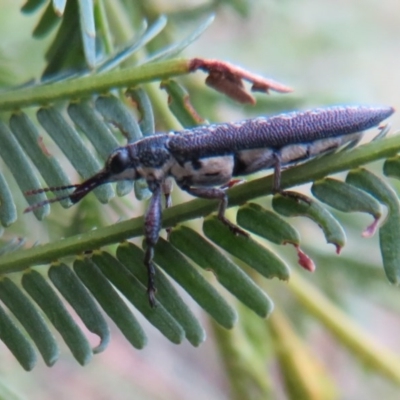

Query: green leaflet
[0,276,59,366]
[312,177,382,237]
[151,237,238,329]
[73,258,147,349]
[92,251,185,344]
[116,243,206,346]
[48,263,110,354]
[272,193,346,254]
[0,121,48,220]
[170,225,274,317]
[203,215,290,280]
[0,302,36,371]
[237,202,300,246]
[347,168,400,284]
[161,79,206,128]
[312,178,381,219]
[22,269,92,366]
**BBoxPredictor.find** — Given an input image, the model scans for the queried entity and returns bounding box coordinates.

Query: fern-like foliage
[1,2,400,399]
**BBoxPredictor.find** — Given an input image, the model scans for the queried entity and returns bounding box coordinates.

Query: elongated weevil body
[26,105,394,306]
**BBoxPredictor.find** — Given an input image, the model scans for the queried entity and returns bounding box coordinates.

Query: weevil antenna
[25,184,81,196]
[24,170,111,212]
[24,193,74,213]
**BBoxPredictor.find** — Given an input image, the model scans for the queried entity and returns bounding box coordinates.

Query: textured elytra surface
[166,106,394,159]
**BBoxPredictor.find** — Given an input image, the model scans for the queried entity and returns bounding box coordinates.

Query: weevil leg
[220,179,244,190]
[272,152,311,204]
[162,178,174,209]
[144,183,163,307]
[162,178,174,239]
[182,185,249,237]
[372,123,390,141]
[272,152,283,194]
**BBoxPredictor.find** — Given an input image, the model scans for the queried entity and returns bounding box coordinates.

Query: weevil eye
[107,148,130,174]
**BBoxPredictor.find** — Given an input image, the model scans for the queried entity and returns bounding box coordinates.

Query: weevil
[26,105,394,306]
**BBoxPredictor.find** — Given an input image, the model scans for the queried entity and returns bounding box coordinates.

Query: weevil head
[106,146,137,180]
[70,146,138,204]
[24,146,140,212]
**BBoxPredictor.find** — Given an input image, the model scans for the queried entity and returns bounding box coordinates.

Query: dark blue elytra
[251,105,395,145]
[167,105,395,159]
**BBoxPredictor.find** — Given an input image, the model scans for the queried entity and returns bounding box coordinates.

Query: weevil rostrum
[26,105,394,306]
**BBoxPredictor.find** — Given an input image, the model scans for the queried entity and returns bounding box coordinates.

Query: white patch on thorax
[136,159,176,182]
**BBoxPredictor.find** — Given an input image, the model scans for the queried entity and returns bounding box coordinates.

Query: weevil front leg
[144,182,163,307]
[162,178,174,209]
[181,185,249,237]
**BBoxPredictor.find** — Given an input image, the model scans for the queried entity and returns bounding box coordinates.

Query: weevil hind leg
[181,185,249,237]
[144,183,163,307]
[272,153,311,204]
[372,123,391,141]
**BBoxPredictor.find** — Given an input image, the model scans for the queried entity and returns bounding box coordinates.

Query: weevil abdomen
[232,131,362,176]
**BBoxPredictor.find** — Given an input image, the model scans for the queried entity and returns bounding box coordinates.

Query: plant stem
[0,59,191,111]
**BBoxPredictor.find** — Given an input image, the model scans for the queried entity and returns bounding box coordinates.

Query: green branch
[0,59,190,110]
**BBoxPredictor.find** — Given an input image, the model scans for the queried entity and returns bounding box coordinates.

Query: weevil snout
[69,171,111,203]
[69,148,139,203]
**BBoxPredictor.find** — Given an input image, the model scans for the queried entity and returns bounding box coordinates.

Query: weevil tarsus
[143,244,157,307]
[24,105,395,306]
